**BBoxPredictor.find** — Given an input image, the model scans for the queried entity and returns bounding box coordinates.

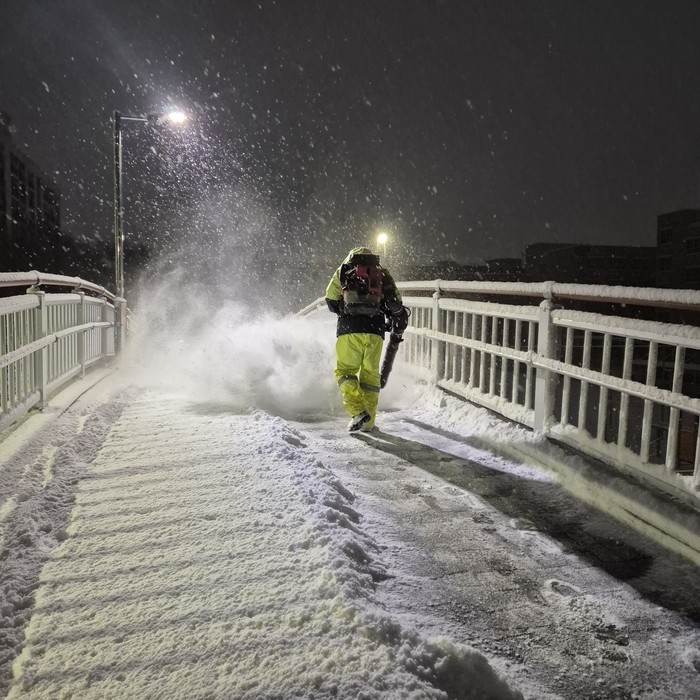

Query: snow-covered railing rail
[0,271,115,301]
[300,280,700,507]
[0,273,115,433]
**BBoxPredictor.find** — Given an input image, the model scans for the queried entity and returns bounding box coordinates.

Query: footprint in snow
[546,579,581,598]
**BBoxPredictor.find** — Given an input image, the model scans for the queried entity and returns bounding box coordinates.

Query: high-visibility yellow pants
[334,333,383,428]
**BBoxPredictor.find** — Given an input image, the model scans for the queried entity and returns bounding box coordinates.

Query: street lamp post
[112,109,187,354]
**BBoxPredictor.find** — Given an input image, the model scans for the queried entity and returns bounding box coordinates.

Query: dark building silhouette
[484,257,523,282]
[656,209,700,289]
[403,260,488,281]
[406,245,658,288]
[0,111,62,272]
[524,242,657,287]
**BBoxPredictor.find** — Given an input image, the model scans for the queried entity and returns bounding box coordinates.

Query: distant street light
[112,109,187,354]
[377,231,388,261]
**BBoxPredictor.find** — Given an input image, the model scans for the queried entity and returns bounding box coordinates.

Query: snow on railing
[0,271,115,301]
[0,274,116,432]
[300,279,700,506]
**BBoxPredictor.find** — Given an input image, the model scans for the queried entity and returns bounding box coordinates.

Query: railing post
[34,291,48,408]
[665,345,685,473]
[115,297,127,355]
[0,319,7,417]
[430,281,444,384]
[101,298,109,360]
[640,341,658,464]
[533,297,556,432]
[77,291,86,379]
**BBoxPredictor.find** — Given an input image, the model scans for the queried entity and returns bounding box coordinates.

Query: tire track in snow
[0,396,126,696]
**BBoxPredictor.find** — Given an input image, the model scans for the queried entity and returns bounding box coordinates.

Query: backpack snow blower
[380,306,410,388]
[380,332,404,388]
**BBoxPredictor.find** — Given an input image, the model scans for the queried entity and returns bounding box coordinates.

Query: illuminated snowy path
[1,377,699,699]
[4,392,522,700]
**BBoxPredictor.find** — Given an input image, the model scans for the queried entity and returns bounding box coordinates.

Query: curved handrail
[0,271,115,301]
[298,297,327,316]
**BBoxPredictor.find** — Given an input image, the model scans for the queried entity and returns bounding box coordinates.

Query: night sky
[1,0,700,273]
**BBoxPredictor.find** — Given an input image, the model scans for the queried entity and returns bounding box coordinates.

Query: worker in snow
[325,247,409,432]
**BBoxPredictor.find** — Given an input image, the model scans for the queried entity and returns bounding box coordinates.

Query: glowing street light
[112,109,187,353]
[377,231,388,260]
[164,111,187,125]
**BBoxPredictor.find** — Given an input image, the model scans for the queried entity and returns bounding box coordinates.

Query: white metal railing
[0,271,115,300]
[301,280,700,506]
[0,272,115,432]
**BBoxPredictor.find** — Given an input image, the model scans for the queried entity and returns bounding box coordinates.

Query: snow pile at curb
[7,395,522,700]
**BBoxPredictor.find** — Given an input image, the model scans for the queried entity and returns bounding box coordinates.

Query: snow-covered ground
[0,303,698,699]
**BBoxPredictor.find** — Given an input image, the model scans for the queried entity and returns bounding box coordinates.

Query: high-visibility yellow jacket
[325,247,403,338]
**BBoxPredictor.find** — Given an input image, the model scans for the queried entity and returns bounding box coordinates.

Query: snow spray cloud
[125,267,338,417]
[125,267,421,420]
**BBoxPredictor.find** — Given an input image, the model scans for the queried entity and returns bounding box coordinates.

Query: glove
[391,306,409,335]
[326,298,343,315]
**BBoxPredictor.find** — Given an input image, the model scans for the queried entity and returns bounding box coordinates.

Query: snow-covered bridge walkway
[1,365,699,699]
